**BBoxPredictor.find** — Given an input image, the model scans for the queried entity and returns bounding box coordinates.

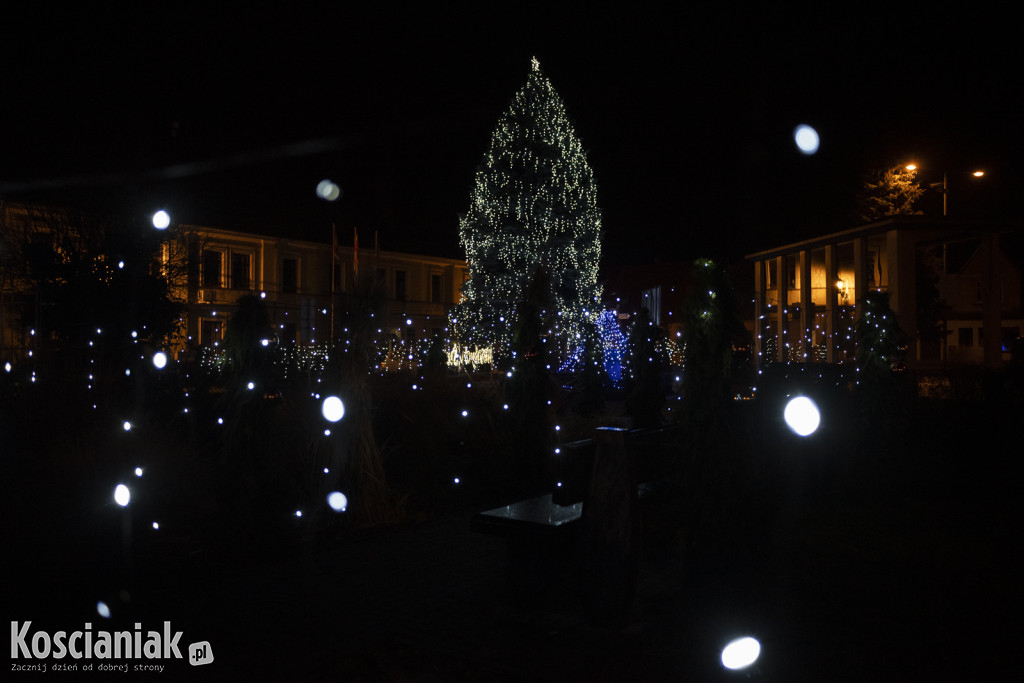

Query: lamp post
[905,164,985,217]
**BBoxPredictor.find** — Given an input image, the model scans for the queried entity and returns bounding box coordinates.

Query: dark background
[2,6,1021,266]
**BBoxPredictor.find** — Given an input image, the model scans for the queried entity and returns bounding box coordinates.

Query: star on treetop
[531,56,540,71]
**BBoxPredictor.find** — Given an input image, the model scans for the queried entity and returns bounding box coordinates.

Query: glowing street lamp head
[152,210,171,230]
[152,351,168,369]
[784,396,821,436]
[322,395,345,422]
[721,636,761,670]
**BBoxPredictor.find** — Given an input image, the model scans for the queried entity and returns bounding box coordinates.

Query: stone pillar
[887,229,917,364]
[775,255,787,363]
[754,260,765,369]
[799,250,812,361]
[853,237,868,303]
[981,231,1003,369]
[825,244,838,363]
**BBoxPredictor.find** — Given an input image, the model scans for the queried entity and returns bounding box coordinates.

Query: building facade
[172,225,469,353]
[746,216,1022,370]
[0,202,468,362]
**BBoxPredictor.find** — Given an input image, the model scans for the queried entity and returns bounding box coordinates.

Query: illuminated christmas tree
[453,57,602,364]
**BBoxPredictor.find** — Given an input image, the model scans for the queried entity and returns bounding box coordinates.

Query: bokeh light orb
[784,396,821,436]
[322,395,345,422]
[721,636,761,670]
[794,124,820,154]
[97,601,111,619]
[316,179,341,201]
[114,484,131,507]
[152,210,170,230]
[327,491,348,512]
[152,351,168,369]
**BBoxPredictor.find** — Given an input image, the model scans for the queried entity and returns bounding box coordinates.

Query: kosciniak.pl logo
[11,621,213,671]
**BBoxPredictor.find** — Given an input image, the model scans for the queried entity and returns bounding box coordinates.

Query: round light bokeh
[316,179,341,202]
[114,484,131,507]
[794,124,820,155]
[322,396,345,422]
[327,491,348,512]
[784,396,821,436]
[721,636,761,670]
[152,351,168,369]
[152,210,171,230]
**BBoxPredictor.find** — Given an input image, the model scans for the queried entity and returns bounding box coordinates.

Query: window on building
[431,274,442,303]
[202,250,222,288]
[282,258,298,294]
[395,270,406,301]
[958,327,974,347]
[200,319,223,346]
[1003,327,1021,353]
[231,252,251,290]
[641,286,662,327]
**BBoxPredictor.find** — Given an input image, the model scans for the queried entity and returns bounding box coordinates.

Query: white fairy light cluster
[452,58,602,364]
[756,299,860,366]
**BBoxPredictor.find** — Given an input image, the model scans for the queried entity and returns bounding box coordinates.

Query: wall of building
[172,225,469,353]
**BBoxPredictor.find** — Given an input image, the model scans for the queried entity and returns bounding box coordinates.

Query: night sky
[2,7,1021,267]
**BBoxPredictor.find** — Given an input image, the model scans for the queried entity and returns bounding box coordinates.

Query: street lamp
[905,164,985,216]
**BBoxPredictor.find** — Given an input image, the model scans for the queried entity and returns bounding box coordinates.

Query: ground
[4,383,1019,681]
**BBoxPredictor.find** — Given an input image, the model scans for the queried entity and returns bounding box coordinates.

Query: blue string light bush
[451,57,602,370]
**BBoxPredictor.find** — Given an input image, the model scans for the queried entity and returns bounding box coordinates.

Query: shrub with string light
[855,290,905,381]
[452,57,602,365]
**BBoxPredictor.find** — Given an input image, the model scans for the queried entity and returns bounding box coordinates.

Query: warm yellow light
[905,164,917,171]
[972,170,985,177]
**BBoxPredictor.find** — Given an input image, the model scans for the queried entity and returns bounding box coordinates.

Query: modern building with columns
[746,216,1021,371]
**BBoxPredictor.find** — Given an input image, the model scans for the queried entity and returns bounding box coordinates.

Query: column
[754,259,765,369]
[799,249,812,361]
[775,255,787,363]
[981,231,1002,369]
[886,229,917,364]
[824,244,838,363]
